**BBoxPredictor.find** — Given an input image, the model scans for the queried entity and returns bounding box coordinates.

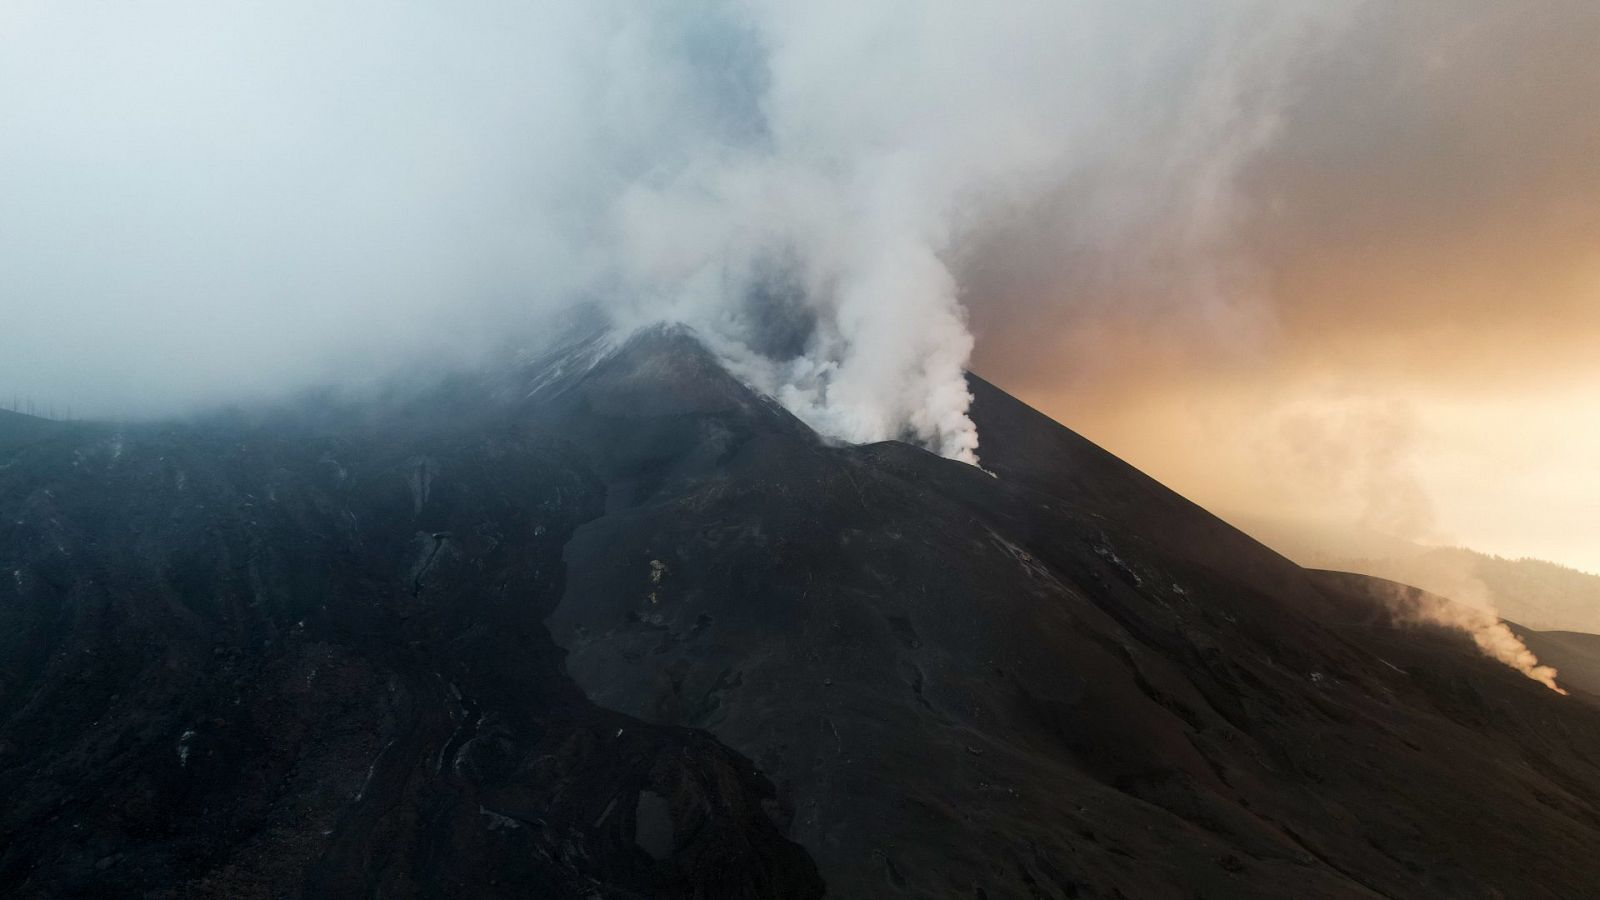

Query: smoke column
[1385,579,1565,694]
[596,2,1353,463]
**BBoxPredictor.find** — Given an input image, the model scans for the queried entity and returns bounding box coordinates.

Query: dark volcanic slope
[0,337,820,900]
[1522,631,1600,700]
[5,329,1600,899]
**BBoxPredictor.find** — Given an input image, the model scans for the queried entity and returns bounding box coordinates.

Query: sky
[1,2,1595,571]
[967,2,1600,572]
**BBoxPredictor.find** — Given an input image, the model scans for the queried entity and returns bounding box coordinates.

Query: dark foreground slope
[5,330,1600,899]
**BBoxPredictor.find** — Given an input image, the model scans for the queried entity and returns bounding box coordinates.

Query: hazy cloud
[1,0,1356,466]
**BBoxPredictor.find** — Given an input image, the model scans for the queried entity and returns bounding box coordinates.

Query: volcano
[4,327,1600,899]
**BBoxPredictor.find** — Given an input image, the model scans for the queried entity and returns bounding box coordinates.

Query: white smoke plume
[598,2,1352,463]
[0,1,1351,462]
[1383,576,1565,695]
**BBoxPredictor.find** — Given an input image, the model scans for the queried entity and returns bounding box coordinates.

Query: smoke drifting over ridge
[1382,578,1566,694]
[0,1,1350,461]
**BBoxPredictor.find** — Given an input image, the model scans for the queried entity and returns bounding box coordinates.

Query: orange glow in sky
[970,2,1600,573]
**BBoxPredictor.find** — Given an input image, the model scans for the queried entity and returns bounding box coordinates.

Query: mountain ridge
[3,327,1600,898]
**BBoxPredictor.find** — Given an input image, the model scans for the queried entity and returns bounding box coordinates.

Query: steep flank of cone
[2,328,1600,898]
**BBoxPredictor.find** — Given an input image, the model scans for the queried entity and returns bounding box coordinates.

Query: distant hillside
[1343,548,1600,634]
[0,409,77,452]
[1232,515,1600,634]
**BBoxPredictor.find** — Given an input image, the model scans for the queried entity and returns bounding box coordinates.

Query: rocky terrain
[4,327,1600,899]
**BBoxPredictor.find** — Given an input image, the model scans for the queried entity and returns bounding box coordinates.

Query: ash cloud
[0,1,1352,463]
